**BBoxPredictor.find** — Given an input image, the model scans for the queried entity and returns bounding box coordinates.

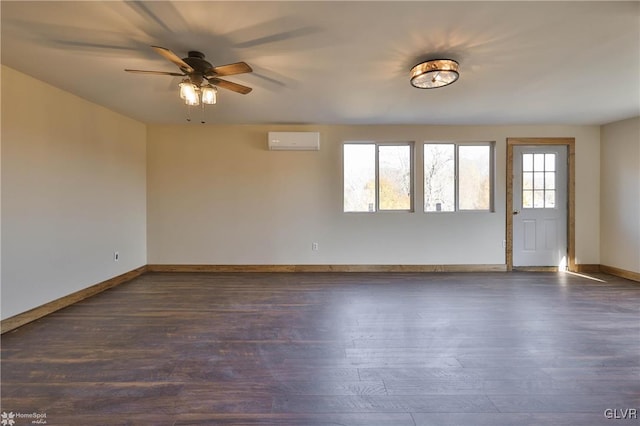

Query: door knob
[513,210,520,215]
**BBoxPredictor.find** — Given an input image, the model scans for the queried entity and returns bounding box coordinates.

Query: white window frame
[423,141,495,213]
[343,141,415,213]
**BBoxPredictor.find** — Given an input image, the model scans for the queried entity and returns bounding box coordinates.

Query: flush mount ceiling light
[410,59,459,89]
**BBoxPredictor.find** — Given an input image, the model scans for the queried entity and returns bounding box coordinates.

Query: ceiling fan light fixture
[201,85,218,105]
[126,46,253,121]
[185,96,200,106]
[179,80,199,104]
[410,59,459,89]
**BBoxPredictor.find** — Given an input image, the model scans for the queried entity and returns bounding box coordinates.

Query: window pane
[459,145,491,210]
[545,172,555,190]
[379,145,411,210]
[523,172,533,190]
[534,172,544,190]
[521,152,559,210]
[523,190,533,208]
[344,144,375,212]
[424,144,454,212]
[534,153,544,171]
[545,190,556,208]
[545,153,556,171]
[534,190,544,208]
[523,154,533,172]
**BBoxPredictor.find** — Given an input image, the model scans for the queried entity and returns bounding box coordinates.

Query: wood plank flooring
[2,272,639,425]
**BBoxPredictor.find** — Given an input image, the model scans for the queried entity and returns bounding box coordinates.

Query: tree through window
[344,142,414,212]
[424,142,494,212]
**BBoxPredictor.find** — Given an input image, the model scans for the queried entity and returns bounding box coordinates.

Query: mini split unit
[267,132,320,151]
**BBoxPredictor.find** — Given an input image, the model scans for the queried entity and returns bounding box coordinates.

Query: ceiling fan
[125,45,253,95]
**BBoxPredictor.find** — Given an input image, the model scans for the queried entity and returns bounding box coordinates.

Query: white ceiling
[2,1,639,125]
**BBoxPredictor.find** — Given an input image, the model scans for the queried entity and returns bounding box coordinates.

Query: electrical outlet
[114,251,119,262]
[312,242,319,251]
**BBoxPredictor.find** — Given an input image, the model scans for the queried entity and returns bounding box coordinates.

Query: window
[344,142,414,212]
[424,142,494,212]
[522,152,556,209]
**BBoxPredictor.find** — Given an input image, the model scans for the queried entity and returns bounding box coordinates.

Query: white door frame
[506,138,575,272]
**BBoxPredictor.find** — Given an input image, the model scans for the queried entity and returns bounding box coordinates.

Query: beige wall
[147,124,600,266]
[1,66,147,319]
[600,117,640,273]
[0,66,607,320]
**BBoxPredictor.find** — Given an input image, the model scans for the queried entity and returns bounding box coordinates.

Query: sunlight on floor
[559,255,568,271]
[563,270,608,283]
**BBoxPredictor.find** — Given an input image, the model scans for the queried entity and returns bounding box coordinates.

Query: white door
[513,146,568,268]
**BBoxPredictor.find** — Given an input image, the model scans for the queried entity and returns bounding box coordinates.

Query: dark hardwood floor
[2,272,639,425]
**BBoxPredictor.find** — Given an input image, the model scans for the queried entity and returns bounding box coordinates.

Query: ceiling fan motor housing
[183,51,213,85]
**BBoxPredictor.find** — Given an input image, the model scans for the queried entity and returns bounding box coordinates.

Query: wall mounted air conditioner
[268,132,320,151]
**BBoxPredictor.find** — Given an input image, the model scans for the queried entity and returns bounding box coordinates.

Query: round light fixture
[410,59,459,89]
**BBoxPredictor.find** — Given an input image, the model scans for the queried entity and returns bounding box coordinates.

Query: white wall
[600,117,640,273]
[1,66,147,320]
[147,124,600,266]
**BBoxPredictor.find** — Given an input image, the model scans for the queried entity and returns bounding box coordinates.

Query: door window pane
[534,154,544,171]
[545,172,555,190]
[534,172,544,190]
[522,152,557,209]
[523,191,533,208]
[523,172,533,190]
[534,190,544,208]
[545,154,556,171]
[545,190,556,208]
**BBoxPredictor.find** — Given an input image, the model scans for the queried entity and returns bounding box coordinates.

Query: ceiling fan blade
[125,69,185,76]
[206,62,253,77]
[208,77,253,94]
[151,45,194,73]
